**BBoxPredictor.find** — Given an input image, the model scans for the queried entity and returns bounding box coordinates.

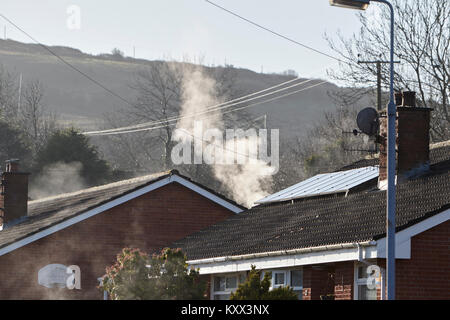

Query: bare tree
[17,80,58,157]
[325,0,449,141]
[273,104,376,191]
[130,61,183,170]
[0,65,18,120]
[100,61,252,176]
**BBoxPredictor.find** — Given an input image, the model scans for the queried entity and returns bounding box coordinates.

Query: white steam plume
[173,66,273,207]
[29,162,86,200]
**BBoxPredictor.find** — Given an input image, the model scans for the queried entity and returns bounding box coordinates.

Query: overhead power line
[204,0,345,64]
[84,76,305,135]
[87,80,328,136]
[221,80,327,115]
[84,77,316,135]
[0,12,134,107]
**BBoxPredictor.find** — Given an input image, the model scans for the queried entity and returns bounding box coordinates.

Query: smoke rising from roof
[173,66,273,207]
[29,162,86,200]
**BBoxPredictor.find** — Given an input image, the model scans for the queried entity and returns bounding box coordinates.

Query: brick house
[175,93,450,300]
[0,169,243,299]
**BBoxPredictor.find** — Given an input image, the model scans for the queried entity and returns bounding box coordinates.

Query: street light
[329,0,397,300]
[329,0,369,10]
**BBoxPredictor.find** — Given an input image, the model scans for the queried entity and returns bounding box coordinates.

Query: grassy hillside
[0,39,368,138]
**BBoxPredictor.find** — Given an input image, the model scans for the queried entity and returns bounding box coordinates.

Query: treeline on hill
[0,59,427,204]
[0,61,368,203]
[0,66,130,200]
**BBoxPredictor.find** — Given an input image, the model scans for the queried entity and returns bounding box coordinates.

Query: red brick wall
[0,182,234,300]
[0,172,29,225]
[334,262,354,300]
[377,219,450,300]
[333,219,450,300]
[302,265,337,300]
[396,108,431,175]
[378,107,431,182]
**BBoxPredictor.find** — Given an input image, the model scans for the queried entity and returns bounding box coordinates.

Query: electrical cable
[89,80,328,136]
[204,0,346,64]
[84,77,316,135]
[0,12,134,107]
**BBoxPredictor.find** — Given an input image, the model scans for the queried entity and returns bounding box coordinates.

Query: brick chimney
[378,91,432,189]
[0,159,30,229]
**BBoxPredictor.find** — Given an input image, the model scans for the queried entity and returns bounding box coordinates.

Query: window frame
[266,268,303,299]
[353,261,381,300]
[272,270,287,288]
[211,268,304,300]
[211,273,245,300]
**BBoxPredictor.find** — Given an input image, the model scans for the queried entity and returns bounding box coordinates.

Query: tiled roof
[0,170,244,251]
[174,144,450,260]
[0,172,170,249]
[339,141,450,170]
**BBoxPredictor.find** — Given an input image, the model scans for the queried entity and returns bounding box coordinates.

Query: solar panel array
[256,166,379,204]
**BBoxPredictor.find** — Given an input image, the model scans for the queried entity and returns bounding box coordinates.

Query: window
[211,269,303,300]
[290,270,303,300]
[354,263,380,300]
[214,276,237,292]
[268,269,303,300]
[212,274,244,300]
[226,276,237,289]
[273,272,286,287]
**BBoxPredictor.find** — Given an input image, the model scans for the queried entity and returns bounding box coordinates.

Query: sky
[0,0,379,81]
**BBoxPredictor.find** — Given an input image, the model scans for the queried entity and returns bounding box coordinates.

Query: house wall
[301,262,353,300]
[334,261,354,300]
[322,220,450,300]
[302,265,334,300]
[377,219,450,300]
[0,182,234,300]
[201,219,449,301]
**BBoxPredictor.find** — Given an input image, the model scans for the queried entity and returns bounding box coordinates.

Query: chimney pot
[402,91,416,107]
[395,92,403,106]
[0,159,29,229]
[378,90,431,188]
[5,159,20,173]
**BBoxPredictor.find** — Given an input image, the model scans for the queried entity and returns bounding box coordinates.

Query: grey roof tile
[174,144,450,260]
[0,172,169,249]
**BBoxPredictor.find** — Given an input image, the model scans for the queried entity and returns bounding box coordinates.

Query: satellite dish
[356,107,379,136]
[38,264,69,289]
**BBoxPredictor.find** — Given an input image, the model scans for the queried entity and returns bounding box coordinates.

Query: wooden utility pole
[357,60,400,110]
[17,73,22,113]
[356,59,399,154]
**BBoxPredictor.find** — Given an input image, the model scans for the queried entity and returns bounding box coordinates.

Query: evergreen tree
[102,248,207,300]
[230,265,298,300]
[34,128,112,186]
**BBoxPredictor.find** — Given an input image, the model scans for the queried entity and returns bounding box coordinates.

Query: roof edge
[186,240,376,265]
[29,171,171,204]
[0,173,243,256]
[186,207,450,268]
